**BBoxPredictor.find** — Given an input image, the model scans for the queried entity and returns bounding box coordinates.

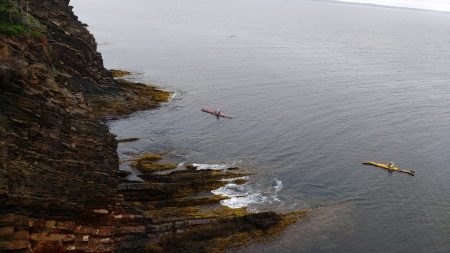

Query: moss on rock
[151,211,307,253]
[139,153,163,161]
[117,137,140,143]
[118,152,308,252]
[88,78,173,119]
[127,153,176,173]
[110,69,132,77]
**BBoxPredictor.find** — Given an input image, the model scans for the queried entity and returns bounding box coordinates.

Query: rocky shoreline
[0,1,306,252]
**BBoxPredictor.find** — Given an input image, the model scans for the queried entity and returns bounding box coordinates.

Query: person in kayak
[215,109,220,115]
[388,162,395,172]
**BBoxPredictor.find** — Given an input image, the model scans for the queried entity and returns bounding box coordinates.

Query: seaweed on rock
[119,153,308,253]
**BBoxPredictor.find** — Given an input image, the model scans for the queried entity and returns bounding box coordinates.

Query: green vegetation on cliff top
[0,0,45,37]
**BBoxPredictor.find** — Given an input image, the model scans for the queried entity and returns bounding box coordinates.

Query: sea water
[73,0,450,252]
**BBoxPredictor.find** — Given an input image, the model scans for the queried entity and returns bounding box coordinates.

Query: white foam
[212,178,283,209]
[220,176,250,182]
[169,91,182,101]
[212,183,247,197]
[192,162,234,170]
[272,178,283,192]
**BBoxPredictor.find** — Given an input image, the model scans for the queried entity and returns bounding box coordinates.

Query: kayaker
[386,162,394,172]
[215,109,220,115]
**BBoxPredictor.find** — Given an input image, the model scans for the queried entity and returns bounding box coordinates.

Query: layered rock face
[27,0,118,94]
[0,35,119,213]
[0,0,123,251]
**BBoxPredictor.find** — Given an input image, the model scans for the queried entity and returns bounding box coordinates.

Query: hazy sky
[337,0,450,12]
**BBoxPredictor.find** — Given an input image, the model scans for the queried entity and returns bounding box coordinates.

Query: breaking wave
[212,178,284,210]
[189,162,286,210]
[192,162,236,170]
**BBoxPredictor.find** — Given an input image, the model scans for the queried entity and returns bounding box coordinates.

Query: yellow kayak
[362,160,415,176]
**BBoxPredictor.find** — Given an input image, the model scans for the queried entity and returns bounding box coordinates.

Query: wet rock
[118,170,133,178]
[117,137,139,143]
[185,164,198,170]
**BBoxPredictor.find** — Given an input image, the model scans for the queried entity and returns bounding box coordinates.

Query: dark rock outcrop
[27,0,117,94]
[0,1,145,251]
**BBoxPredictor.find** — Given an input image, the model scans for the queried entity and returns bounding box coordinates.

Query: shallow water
[73,0,450,251]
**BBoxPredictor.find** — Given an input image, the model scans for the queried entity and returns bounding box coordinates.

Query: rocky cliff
[1,0,125,251]
[0,1,305,252]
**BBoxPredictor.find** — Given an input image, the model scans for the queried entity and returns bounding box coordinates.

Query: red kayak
[201,108,232,118]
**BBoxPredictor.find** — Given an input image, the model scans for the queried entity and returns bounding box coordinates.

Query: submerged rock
[110,69,133,77]
[117,137,140,143]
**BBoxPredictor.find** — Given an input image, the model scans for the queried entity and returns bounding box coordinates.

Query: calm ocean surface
[73,0,450,252]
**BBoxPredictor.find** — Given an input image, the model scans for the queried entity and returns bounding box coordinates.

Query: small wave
[169,90,184,102]
[97,41,112,46]
[213,183,247,196]
[272,178,283,192]
[220,176,250,182]
[212,178,283,209]
[192,162,235,170]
